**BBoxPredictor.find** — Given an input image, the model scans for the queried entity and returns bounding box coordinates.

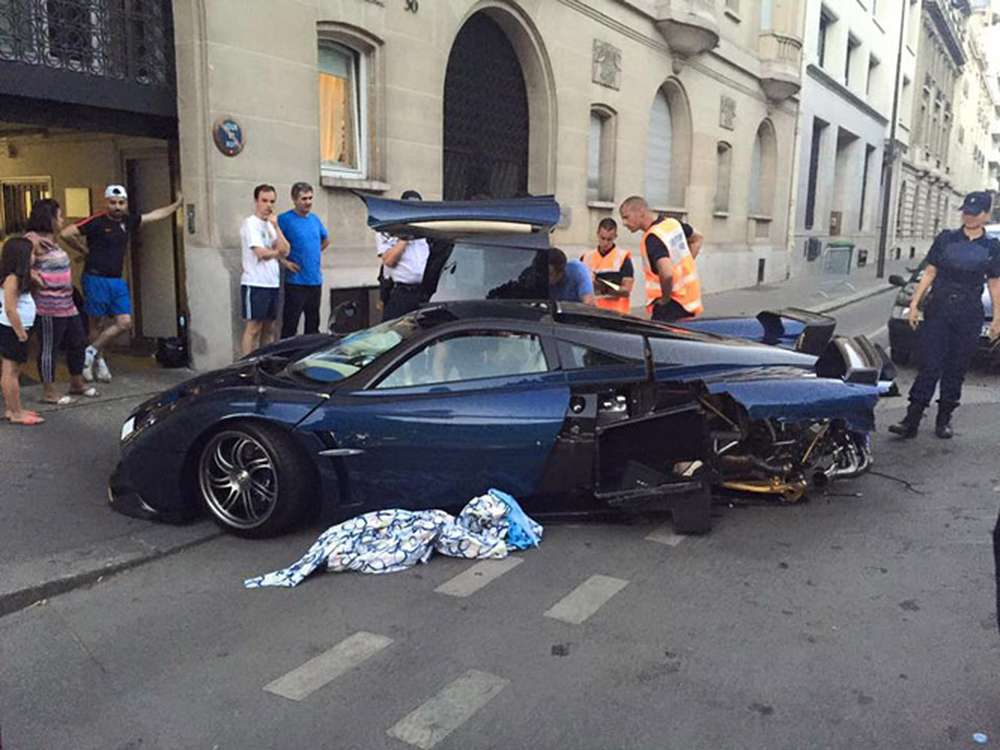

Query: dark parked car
[109,197,891,538]
[887,225,999,366]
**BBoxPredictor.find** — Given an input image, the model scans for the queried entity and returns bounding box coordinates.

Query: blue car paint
[678,316,804,348]
[298,373,571,512]
[361,194,561,232]
[705,378,880,432]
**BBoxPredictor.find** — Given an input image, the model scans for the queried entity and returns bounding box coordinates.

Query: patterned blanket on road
[244,489,543,589]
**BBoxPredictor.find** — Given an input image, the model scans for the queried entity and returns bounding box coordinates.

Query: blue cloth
[277,210,328,286]
[551,260,594,302]
[244,491,543,589]
[82,274,131,317]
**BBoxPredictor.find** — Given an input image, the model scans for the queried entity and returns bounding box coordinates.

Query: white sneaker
[95,355,112,383]
[82,346,97,383]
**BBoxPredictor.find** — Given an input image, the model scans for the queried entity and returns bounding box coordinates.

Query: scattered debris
[974,733,989,745]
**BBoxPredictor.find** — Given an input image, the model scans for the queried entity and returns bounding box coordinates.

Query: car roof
[411,299,725,343]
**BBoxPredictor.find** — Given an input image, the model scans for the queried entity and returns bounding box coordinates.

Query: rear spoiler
[756,307,836,356]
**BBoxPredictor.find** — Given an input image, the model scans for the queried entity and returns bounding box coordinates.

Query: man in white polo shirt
[240,183,290,355]
[376,189,430,320]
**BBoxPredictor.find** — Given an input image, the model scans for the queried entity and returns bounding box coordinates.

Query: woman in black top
[890,191,1000,438]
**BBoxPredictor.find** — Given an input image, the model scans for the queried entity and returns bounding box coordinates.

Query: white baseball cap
[105,184,128,199]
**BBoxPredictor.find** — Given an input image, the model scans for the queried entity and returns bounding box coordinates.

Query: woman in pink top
[26,199,96,404]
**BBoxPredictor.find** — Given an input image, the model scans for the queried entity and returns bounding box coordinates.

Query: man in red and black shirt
[61,184,181,382]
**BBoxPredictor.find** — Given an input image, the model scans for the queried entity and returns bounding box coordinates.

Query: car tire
[671,486,712,535]
[197,421,314,538]
[890,347,911,366]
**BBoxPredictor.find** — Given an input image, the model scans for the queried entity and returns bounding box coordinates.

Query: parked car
[887,224,1000,366]
[109,197,892,538]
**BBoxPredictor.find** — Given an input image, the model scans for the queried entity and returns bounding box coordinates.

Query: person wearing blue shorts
[61,184,182,382]
[240,184,291,355]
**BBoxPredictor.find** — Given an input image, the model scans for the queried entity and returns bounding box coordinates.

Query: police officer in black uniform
[889,191,1000,438]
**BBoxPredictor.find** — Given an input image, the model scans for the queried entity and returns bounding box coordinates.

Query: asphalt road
[2,291,998,750]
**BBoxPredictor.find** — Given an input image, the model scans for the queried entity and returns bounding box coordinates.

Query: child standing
[1,237,43,425]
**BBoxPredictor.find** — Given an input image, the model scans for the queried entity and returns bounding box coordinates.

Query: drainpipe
[876,0,909,279]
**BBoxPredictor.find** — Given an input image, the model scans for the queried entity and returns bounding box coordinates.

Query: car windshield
[289,317,424,383]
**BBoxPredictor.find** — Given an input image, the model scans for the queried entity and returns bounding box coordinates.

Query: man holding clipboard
[581,218,635,315]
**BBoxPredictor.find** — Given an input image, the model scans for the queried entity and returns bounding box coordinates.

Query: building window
[588,107,616,203]
[319,41,365,177]
[805,118,827,230]
[1,177,53,236]
[845,34,860,88]
[714,142,732,214]
[866,56,879,97]
[645,91,673,208]
[749,120,777,218]
[818,8,835,68]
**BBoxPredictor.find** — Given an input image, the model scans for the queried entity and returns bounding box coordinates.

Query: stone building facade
[792,0,914,278]
[173,0,807,369]
[894,0,997,257]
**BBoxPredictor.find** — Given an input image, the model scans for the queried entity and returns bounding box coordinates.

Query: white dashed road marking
[544,574,630,625]
[387,669,509,749]
[434,557,523,597]
[263,631,393,701]
[645,525,687,546]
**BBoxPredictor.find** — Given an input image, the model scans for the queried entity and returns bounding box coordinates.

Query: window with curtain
[644,91,672,207]
[319,41,362,175]
[714,142,732,214]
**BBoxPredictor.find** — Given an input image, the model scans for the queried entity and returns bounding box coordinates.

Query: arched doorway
[443,12,530,200]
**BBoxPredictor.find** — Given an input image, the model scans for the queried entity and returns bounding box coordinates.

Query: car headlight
[121,416,136,441]
[891,305,909,319]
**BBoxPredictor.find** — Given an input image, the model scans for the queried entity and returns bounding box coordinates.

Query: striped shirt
[27,232,78,317]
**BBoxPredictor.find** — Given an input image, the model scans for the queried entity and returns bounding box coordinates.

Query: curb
[0,522,222,618]
[809,283,897,314]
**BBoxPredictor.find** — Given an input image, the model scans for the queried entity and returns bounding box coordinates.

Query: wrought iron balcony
[654,0,720,59]
[0,0,175,119]
[758,31,802,102]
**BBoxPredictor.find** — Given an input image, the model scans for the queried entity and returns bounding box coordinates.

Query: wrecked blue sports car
[109,197,891,538]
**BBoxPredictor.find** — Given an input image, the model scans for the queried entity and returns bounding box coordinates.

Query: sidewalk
[701,254,913,318]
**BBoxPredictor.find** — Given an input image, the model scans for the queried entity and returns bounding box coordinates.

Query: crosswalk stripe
[387,669,509,749]
[544,574,629,625]
[263,631,393,701]
[434,557,523,597]
[645,525,686,546]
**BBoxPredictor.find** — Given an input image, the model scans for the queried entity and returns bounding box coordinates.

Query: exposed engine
[701,395,872,502]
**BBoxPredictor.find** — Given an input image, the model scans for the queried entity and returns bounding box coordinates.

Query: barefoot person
[25,199,97,404]
[1,238,43,425]
[60,184,182,383]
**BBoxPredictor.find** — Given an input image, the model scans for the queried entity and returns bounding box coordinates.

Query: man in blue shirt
[548,247,595,305]
[278,182,330,337]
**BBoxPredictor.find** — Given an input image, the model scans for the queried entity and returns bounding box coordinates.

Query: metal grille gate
[443,13,529,201]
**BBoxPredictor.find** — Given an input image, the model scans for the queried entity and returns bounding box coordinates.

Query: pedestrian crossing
[258,523,688,747]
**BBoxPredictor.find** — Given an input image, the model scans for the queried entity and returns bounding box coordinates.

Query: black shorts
[0,324,30,363]
[241,285,279,322]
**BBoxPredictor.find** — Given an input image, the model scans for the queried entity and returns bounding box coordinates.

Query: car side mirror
[888,275,906,287]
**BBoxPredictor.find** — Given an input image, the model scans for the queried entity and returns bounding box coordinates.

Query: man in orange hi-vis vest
[619,195,703,322]
[580,218,635,315]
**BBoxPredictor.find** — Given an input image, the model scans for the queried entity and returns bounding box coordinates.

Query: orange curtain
[319,73,356,168]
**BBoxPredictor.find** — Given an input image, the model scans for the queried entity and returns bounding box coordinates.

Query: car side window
[560,342,631,369]
[375,332,549,389]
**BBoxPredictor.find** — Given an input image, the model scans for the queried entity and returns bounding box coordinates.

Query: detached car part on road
[110,197,893,538]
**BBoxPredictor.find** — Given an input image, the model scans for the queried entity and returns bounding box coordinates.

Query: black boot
[889,402,926,438]
[935,401,958,439]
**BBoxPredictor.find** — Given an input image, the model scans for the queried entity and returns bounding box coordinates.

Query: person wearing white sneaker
[61,184,182,385]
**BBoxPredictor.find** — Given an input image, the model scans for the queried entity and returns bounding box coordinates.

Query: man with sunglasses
[61,185,182,383]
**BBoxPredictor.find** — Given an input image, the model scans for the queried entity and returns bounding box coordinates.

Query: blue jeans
[908,293,982,406]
